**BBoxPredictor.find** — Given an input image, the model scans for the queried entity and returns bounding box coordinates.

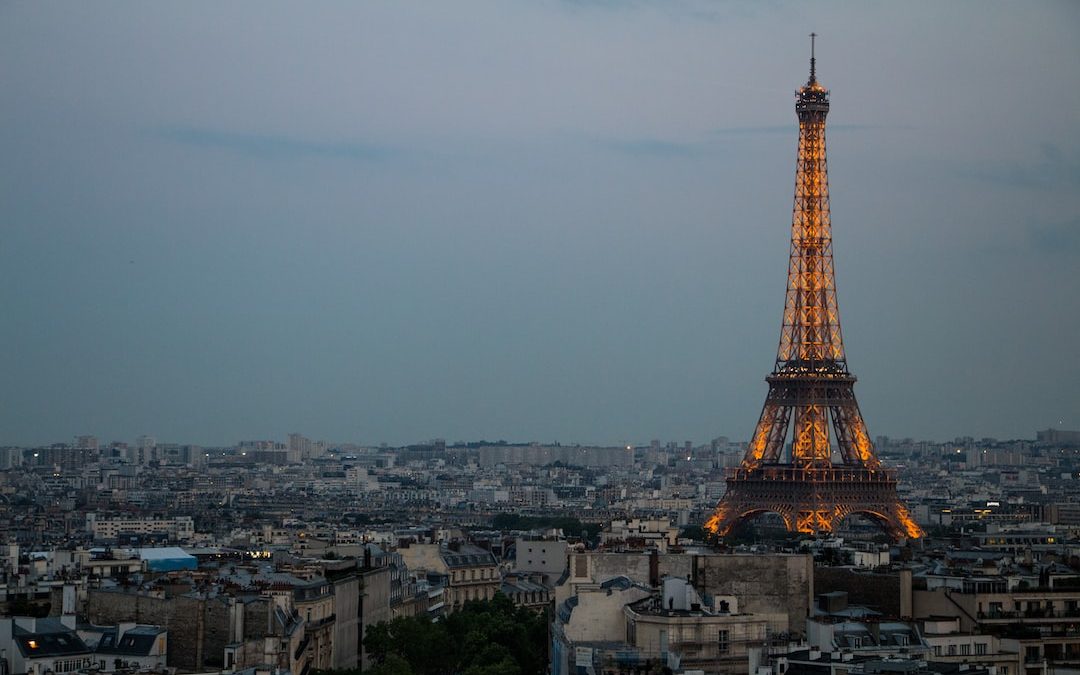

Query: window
[934,646,943,657]
[948,645,957,656]
[718,630,730,655]
[960,644,970,656]
[976,643,987,656]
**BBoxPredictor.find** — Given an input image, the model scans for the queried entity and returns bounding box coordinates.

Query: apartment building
[85,513,194,543]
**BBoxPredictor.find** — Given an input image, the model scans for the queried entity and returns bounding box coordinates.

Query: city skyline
[2,2,1078,447]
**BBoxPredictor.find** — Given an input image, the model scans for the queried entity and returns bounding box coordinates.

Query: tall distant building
[1036,428,1080,445]
[74,435,99,450]
[706,36,921,540]
[133,435,157,465]
[288,433,312,463]
[0,447,23,469]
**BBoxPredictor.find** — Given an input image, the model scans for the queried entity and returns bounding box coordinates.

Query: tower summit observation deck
[706,36,922,541]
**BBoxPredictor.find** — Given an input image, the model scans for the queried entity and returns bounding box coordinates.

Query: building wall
[562,552,811,634]
[628,610,771,675]
[360,565,392,669]
[398,544,447,576]
[814,568,912,618]
[332,575,360,670]
[446,565,500,608]
[86,590,219,671]
[567,551,693,592]
[202,595,231,669]
[243,598,271,640]
[693,554,813,633]
[515,539,568,576]
[923,633,1020,675]
[85,514,194,542]
[562,587,653,644]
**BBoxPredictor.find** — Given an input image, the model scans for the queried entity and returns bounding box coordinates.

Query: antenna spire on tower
[809,32,817,83]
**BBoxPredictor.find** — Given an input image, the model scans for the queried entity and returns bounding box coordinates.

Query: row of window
[457,586,494,602]
[933,643,988,656]
[451,567,495,582]
[52,658,93,673]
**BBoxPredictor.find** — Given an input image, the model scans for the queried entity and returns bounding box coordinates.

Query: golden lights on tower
[704,35,923,541]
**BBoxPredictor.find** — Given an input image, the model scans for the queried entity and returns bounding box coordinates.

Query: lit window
[28,640,38,649]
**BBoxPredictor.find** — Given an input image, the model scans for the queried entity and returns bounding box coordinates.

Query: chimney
[868,622,880,644]
[62,583,77,617]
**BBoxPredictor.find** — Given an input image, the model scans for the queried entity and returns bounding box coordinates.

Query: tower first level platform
[708,465,921,540]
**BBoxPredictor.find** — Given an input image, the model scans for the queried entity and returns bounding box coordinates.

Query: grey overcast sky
[2,1,1078,447]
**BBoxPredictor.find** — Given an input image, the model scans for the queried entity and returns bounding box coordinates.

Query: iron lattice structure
[706,36,922,541]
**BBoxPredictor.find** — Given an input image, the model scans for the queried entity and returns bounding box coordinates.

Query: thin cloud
[1028,217,1080,255]
[597,137,704,157]
[157,126,393,162]
[557,0,773,21]
[964,142,1080,190]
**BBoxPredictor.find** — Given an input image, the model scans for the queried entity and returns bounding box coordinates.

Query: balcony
[977,609,1080,622]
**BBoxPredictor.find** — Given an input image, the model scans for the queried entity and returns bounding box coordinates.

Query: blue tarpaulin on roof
[138,547,197,572]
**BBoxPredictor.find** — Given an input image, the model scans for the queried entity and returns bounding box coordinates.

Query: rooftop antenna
[809,32,817,83]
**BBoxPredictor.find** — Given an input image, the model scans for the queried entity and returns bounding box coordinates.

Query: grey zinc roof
[443,551,496,568]
[97,626,164,656]
[13,624,92,658]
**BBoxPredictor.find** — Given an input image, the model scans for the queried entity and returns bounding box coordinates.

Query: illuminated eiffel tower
[706,36,922,540]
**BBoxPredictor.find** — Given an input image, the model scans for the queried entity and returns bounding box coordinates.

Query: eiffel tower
[706,36,922,541]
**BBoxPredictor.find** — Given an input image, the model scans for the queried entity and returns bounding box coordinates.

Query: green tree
[364,594,548,675]
[679,525,719,544]
[368,654,415,675]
